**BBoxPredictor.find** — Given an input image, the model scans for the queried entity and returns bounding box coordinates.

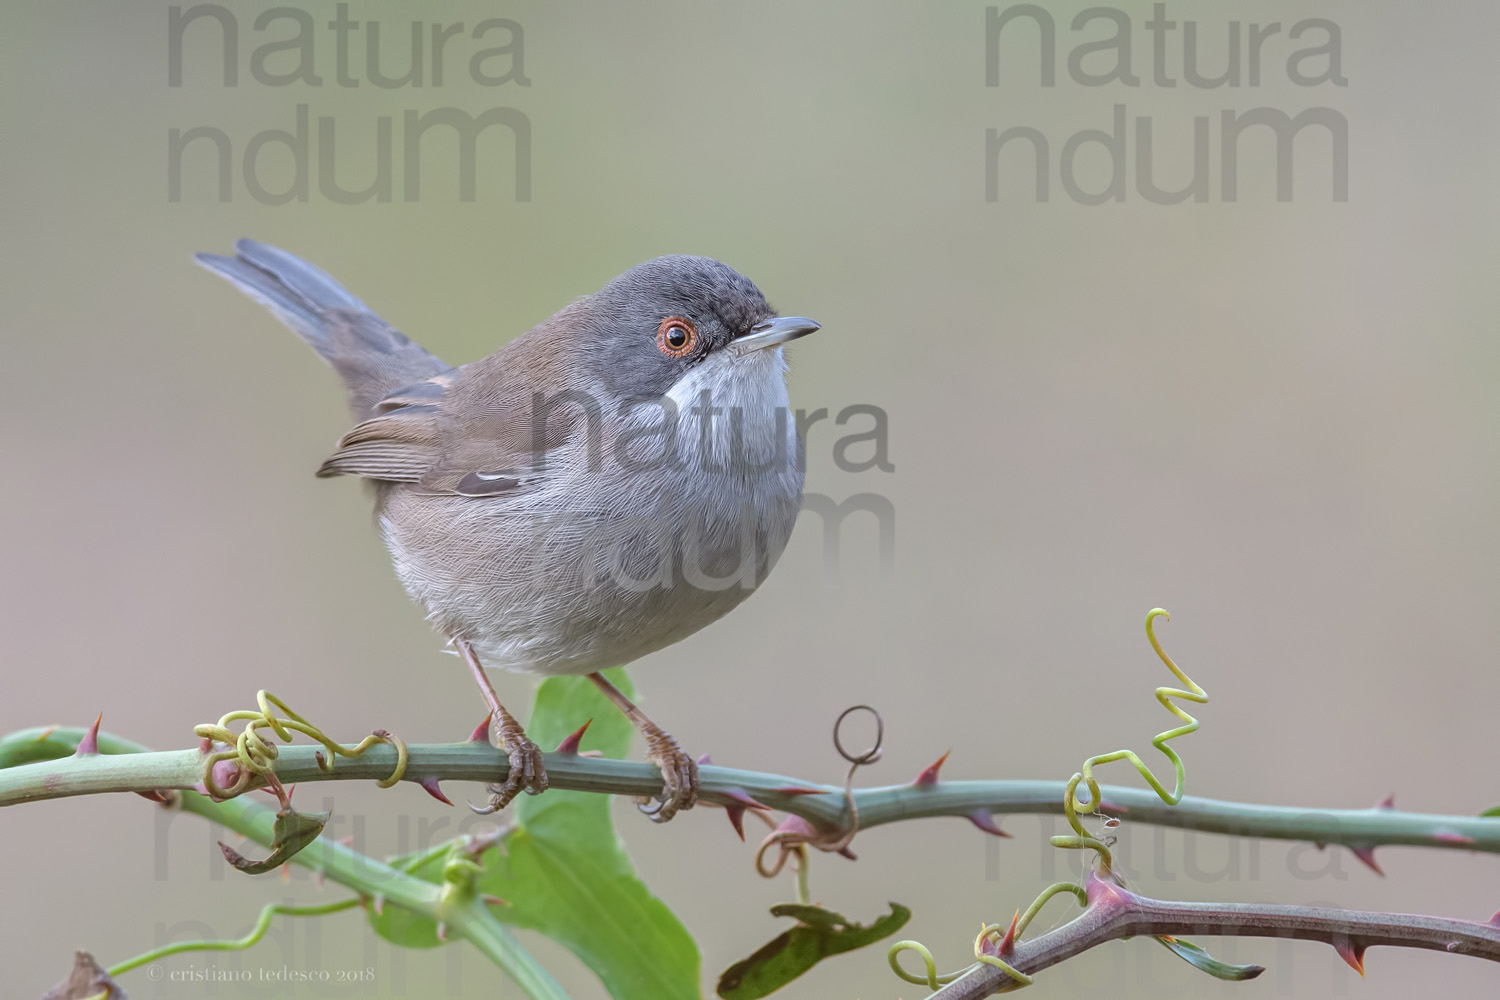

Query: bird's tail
[195,239,450,421]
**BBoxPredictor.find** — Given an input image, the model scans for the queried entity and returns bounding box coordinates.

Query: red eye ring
[656,316,698,358]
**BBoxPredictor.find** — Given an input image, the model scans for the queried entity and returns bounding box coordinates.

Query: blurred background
[3,1,1498,997]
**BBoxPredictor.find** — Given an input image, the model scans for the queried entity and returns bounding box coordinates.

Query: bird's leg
[456,639,547,813]
[586,671,699,823]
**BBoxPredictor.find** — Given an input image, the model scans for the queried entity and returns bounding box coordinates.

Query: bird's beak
[732,316,821,355]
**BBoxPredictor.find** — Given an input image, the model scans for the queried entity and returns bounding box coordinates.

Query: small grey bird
[196,240,819,821]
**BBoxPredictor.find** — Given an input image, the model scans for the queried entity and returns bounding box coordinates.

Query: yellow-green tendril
[889,882,1087,990]
[1055,609,1205,873]
[973,922,1034,987]
[890,609,1208,992]
[888,939,964,989]
[107,899,360,977]
[1014,881,1090,939]
[194,690,407,798]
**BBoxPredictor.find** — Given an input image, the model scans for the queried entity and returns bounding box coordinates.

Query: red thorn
[913,750,951,787]
[725,805,747,840]
[773,786,826,797]
[337,835,354,847]
[482,894,508,907]
[419,776,453,807]
[372,895,385,917]
[1374,793,1395,810]
[134,789,171,804]
[554,719,592,755]
[435,922,448,941]
[1433,828,1476,845]
[966,810,1012,838]
[837,846,857,860]
[1489,910,1500,927]
[1333,937,1366,977]
[1350,844,1383,876]
[697,753,713,766]
[198,737,214,754]
[720,786,770,811]
[468,713,493,743]
[75,714,102,756]
[997,910,1021,956]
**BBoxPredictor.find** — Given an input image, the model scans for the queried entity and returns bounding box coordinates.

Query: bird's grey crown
[580,255,777,399]
[603,255,773,340]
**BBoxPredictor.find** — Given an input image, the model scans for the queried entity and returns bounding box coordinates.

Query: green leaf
[369,670,701,1000]
[219,807,329,874]
[1156,935,1264,980]
[716,902,911,999]
[764,904,851,930]
[1481,805,1500,817]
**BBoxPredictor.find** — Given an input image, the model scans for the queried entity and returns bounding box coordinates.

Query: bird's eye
[656,317,698,358]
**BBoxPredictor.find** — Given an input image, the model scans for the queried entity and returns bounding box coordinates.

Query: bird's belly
[378,474,801,675]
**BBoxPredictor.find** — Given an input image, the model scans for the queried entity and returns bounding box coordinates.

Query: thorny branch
[5,622,1500,1000]
[4,723,1496,859]
[917,871,1500,999]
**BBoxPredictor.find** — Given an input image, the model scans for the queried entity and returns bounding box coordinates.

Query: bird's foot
[472,720,548,815]
[638,727,699,823]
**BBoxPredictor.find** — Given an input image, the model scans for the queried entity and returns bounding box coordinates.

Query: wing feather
[316,409,441,482]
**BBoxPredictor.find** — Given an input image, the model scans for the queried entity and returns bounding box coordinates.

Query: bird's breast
[380,349,806,674]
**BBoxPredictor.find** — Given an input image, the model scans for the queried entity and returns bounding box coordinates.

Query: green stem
[5,729,568,999]
[174,791,569,1000]
[453,898,571,1000]
[5,727,1496,857]
[108,899,360,976]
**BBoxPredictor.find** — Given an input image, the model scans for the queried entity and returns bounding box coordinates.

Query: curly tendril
[890,609,1209,991]
[194,690,407,799]
[754,705,884,902]
[888,882,1088,989]
[1054,608,1206,873]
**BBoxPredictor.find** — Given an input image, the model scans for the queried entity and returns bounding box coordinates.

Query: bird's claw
[471,729,547,815]
[638,731,698,823]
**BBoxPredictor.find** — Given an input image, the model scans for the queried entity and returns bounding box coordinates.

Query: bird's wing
[316,376,450,483]
[319,358,581,497]
[199,240,585,495]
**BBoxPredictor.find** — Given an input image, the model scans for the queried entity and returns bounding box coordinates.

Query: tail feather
[196,239,450,420]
